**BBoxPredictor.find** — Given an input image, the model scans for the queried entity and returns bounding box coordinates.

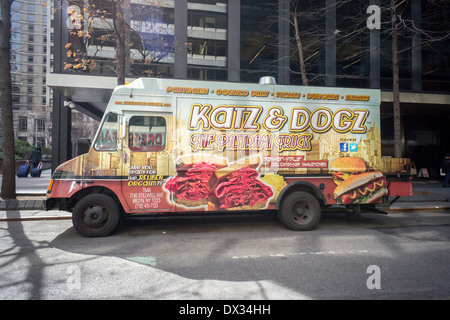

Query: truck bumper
[44,198,62,211]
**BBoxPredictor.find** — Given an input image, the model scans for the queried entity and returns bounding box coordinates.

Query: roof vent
[259,76,276,85]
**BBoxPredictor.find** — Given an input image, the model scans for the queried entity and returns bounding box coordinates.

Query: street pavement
[0,170,449,221]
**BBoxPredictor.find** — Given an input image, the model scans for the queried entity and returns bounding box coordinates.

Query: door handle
[123,152,127,163]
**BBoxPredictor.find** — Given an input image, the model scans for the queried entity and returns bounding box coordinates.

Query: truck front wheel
[278,191,321,231]
[72,194,120,237]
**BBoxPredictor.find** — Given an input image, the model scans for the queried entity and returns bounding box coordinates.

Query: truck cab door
[120,112,175,213]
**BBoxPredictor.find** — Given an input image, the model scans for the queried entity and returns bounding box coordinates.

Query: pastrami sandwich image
[165,154,273,210]
[331,157,388,205]
[206,155,273,210]
[208,165,274,210]
[165,155,227,207]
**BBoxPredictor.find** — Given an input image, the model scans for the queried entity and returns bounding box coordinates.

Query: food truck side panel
[162,86,396,213]
[45,78,412,237]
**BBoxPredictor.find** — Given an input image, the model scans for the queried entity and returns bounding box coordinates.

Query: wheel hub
[83,205,108,228]
[292,202,311,223]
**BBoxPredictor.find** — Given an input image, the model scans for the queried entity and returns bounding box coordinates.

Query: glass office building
[48,0,450,175]
[6,0,49,147]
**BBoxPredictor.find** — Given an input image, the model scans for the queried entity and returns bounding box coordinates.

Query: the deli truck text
[45,78,412,237]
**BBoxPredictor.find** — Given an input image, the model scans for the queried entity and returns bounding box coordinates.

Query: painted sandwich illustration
[207,157,274,210]
[165,155,273,210]
[165,155,227,207]
[331,157,388,205]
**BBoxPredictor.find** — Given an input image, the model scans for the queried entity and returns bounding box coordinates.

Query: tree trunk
[113,1,126,85]
[293,11,308,86]
[391,0,402,158]
[0,0,16,200]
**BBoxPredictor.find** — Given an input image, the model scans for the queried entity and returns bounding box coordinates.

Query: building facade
[9,0,50,147]
[47,0,450,175]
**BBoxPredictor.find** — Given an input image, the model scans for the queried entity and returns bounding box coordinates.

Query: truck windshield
[94,113,118,151]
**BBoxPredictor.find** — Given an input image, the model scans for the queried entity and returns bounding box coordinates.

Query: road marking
[126,256,157,267]
[231,250,369,260]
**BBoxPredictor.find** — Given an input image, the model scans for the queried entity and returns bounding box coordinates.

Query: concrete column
[51,0,71,172]
[325,0,336,87]
[51,93,72,172]
[228,0,240,82]
[411,0,422,91]
[370,0,381,89]
[174,0,188,79]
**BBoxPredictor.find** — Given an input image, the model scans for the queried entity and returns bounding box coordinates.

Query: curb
[388,203,450,212]
[0,197,72,222]
[0,199,45,211]
[0,215,72,222]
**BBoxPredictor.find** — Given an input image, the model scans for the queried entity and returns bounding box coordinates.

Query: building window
[19,117,28,132]
[188,10,227,30]
[188,38,226,58]
[37,119,45,132]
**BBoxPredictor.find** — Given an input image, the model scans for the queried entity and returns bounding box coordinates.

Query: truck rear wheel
[278,191,321,231]
[72,194,120,237]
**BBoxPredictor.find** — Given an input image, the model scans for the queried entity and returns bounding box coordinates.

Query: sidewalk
[0,169,70,220]
[388,179,450,211]
[0,171,449,221]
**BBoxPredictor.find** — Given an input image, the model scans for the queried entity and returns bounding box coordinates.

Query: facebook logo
[340,142,357,152]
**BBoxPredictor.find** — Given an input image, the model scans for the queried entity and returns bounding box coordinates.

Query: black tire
[278,191,321,231]
[72,194,120,237]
